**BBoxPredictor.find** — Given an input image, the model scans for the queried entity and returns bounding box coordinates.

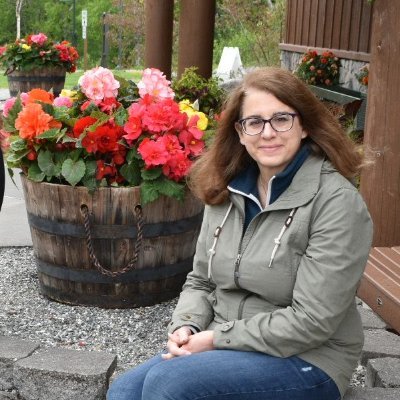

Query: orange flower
[26,88,54,104]
[15,103,61,140]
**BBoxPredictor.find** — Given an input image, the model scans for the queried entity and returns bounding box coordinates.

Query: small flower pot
[7,66,66,97]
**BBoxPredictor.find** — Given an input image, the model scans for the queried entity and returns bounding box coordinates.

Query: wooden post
[360,0,400,246]
[178,0,216,78]
[144,0,174,79]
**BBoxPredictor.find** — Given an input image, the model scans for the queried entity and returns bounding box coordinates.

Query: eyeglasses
[238,113,298,135]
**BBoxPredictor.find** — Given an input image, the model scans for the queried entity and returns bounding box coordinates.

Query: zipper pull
[235,253,242,266]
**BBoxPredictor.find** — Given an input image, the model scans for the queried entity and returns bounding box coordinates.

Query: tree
[16,0,23,39]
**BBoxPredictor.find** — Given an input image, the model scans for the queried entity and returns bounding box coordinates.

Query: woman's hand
[162,326,193,360]
[181,330,214,354]
[162,328,215,360]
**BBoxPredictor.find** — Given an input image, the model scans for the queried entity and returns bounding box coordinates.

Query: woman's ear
[301,130,308,139]
[235,122,245,144]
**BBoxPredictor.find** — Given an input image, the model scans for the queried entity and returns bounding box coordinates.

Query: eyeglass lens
[242,114,295,135]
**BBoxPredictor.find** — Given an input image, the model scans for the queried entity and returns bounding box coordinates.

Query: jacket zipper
[234,253,242,288]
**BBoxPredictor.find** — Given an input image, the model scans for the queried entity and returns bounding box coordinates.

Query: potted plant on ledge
[1,66,224,308]
[0,32,79,97]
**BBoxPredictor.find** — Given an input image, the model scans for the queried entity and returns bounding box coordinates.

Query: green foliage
[172,67,226,116]
[214,0,286,68]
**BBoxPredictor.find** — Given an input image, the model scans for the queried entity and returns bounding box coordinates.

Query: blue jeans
[107,350,341,400]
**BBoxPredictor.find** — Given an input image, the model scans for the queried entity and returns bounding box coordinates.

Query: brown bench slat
[368,249,400,282]
[357,246,400,333]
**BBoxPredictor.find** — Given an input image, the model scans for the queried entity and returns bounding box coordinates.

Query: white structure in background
[216,47,244,82]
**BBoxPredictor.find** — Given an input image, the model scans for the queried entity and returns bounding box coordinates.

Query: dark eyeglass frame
[238,112,298,135]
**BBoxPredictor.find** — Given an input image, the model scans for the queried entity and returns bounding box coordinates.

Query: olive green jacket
[168,154,373,398]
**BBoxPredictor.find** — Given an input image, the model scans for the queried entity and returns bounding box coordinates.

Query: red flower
[73,116,97,138]
[94,124,122,153]
[142,99,184,133]
[82,130,98,153]
[162,150,192,181]
[160,134,182,156]
[138,137,169,168]
[99,97,121,113]
[96,160,115,180]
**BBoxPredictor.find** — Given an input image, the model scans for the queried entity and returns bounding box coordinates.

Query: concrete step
[344,387,400,400]
[0,336,117,400]
[366,357,400,388]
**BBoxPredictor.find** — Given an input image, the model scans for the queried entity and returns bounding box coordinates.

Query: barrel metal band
[27,211,204,239]
[36,257,193,284]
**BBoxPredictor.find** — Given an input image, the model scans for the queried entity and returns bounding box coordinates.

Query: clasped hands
[162,326,214,360]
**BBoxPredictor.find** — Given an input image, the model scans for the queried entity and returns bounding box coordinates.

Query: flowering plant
[0,32,79,74]
[295,50,340,86]
[356,64,369,86]
[1,67,217,204]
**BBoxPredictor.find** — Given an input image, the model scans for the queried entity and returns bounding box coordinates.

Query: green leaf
[140,181,160,204]
[37,150,56,177]
[27,163,46,182]
[36,128,62,140]
[141,168,162,181]
[6,149,30,164]
[10,139,28,152]
[120,160,141,185]
[126,147,139,163]
[114,106,128,126]
[61,158,86,186]
[157,177,186,201]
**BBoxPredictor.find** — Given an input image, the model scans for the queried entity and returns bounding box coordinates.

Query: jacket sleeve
[167,205,216,334]
[213,186,373,357]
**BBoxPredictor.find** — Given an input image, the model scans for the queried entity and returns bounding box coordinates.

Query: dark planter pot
[7,66,66,97]
[21,175,204,308]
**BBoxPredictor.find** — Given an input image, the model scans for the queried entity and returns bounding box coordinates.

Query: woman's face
[236,88,307,179]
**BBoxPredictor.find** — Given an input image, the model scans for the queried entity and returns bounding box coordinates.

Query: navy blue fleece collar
[228,145,310,229]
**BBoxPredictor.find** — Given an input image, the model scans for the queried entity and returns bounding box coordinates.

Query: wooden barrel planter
[21,175,204,308]
[7,66,66,97]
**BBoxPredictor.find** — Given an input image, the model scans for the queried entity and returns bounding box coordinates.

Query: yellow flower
[194,111,208,130]
[60,89,79,100]
[179,99,193,112]
[179,100,208,130]
[21,44,31,51]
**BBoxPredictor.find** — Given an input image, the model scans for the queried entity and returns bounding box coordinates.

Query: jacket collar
[228,144,310,208]
[229,152,326,213]
[265,153,324,211]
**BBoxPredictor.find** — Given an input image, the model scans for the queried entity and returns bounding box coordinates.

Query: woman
[107,67,373,400]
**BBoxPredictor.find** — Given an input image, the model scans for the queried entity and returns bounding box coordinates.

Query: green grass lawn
[0,69,142,90]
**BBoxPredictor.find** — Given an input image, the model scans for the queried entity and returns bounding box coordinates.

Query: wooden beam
[144,0,174,79]
[360,0,400,246]
[279,43,371,62]
[178,0,216,78]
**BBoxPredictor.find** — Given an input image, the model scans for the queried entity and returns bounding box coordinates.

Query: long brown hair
[189,67,364,205]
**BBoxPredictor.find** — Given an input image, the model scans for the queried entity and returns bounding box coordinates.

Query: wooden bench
[357,246,400,333]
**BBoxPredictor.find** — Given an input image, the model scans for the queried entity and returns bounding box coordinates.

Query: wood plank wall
[281,0,373,61]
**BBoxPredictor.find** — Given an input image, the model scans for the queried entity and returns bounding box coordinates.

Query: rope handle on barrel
[80,204,144,277]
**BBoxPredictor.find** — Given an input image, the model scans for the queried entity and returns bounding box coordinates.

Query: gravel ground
[0,246,365,386]
[0,246,176,376]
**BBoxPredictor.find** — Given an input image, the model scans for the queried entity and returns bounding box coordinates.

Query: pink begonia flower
[2,93,30,117]
[0,46,6,56]
[53,96,73,108]
[79,66,120,103]
[30,33,48,46]
[137,68,174,100]
[2,97,16,117]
